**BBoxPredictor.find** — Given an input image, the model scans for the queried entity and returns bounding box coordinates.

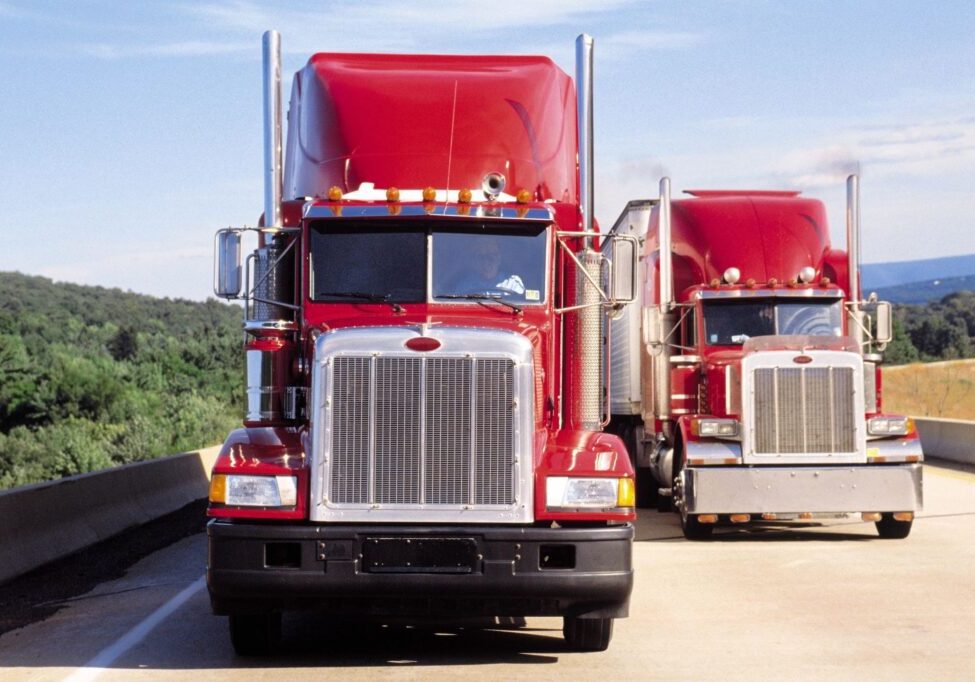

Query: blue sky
[1,0,973,301]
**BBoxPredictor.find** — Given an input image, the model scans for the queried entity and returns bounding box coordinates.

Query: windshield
[309,221,547,305]
[702,299,843,345]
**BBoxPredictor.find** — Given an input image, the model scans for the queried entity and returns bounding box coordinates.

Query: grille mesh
[330,355,515,506]
[753,366,856,454]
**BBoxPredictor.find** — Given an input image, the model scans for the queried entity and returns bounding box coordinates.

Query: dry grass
[882,359,975,420]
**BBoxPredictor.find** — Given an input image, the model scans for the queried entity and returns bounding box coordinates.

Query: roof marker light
[458,188,472,204]
[422,186,437,202]
[710,278,721,288]
[723,267,741,284]
[386,187,400,202]
[799,266,816,283]
[746,278,757,289]
[327,186,343,201]
[767,277,778,287]
[820,277,831,287]
[516,188,532,204]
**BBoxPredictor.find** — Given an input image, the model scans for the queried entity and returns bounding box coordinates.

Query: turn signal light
[617,477,635,508]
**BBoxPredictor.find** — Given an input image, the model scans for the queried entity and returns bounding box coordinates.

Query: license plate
[362,537,478,574]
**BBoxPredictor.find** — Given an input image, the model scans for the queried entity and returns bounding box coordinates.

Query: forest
[0,272,243,490]
[1,272,973,490]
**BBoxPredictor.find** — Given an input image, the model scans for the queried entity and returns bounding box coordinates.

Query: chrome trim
[243,320,299,332]
[303,204,554,222]
[262,30,283,229]
[742,350,866,465]
[685,439,742,461]
[866,437,924,460]
[309,326,535,523]
[681,463,922,514]
[246,348,283,422]
[695,289,845,299]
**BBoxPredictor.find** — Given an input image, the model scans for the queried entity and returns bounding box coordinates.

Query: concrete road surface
[1,462,973,681]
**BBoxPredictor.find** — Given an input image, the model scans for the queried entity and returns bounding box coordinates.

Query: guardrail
[914,418,975,466]
[0,420,970,585]
[0,447,220,584]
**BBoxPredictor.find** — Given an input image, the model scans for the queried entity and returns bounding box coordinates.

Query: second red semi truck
[607,177,923,539]
[206,32,638,654]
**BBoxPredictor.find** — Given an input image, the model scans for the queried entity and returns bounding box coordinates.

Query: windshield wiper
[438,293,522,314]
[318,290,404,313]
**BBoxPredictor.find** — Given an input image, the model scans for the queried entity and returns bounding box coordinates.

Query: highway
[1,461,973,681]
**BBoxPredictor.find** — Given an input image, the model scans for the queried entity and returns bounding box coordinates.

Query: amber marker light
[698,514,718,524]
[729,514,750,524]
[209,474,227,504]
[422,186,437,202]
[767,277,778,287]
[862,512,882,522]
[761,513,777,521]
[386,187,400,202]
[516,188,532,204]
[820,277,831,287]
[710,278,721,288]
[617,478,636,508]
[327,186,343,201]
[458,188,472,203]
[746,278,757,288]
[893,512,914,522]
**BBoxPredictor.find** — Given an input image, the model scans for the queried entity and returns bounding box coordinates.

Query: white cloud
[768,117,975,189]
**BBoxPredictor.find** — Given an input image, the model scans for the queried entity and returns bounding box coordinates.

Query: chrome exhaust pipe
[658,178,673,309]
[846,174,862,346]
[576,34,594,247]
[263,30,283,229]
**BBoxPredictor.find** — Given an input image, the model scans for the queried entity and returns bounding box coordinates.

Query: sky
[1,0,973,301]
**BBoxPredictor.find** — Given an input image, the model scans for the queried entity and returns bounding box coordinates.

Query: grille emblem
[405,337,442,352]
[793,355,813,364]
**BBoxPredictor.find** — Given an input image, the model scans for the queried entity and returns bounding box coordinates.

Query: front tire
[875,513,913,539]
[229,612,281,656]
[563,616,613,652]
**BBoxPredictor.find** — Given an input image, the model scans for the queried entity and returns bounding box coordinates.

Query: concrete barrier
[0,446,220,584]
[915,418,975,466]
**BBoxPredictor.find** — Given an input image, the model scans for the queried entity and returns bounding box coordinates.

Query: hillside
[882,359,975,421]
[0,271,243,489]
[872,275,975,304]
[862,253,975,292]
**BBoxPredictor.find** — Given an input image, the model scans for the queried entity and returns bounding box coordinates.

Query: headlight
[867,416,913,437]
[693,418,739,437]
[546,477,634,510]
[209,474,297,507]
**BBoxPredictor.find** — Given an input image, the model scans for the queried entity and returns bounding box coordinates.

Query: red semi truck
[207,32,637,654]
[607,177,923,539]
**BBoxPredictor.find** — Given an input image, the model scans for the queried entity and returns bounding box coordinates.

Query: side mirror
[609,234,638,304]
[214,229,242,298]
[874,300,892,345]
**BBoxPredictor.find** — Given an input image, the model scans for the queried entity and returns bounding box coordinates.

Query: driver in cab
[456,238,525,296]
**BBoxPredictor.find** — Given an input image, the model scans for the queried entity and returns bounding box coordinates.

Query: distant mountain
[874,275,975,304]
[862,254,975,291]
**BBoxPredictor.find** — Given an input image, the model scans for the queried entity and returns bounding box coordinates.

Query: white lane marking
[65,575,206,682]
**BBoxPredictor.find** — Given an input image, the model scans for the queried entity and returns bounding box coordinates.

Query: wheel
[617,420,657,508]
[229,612,281,656]
[875,513,913,539]
[563,616,613,652]
[674,445,713,540]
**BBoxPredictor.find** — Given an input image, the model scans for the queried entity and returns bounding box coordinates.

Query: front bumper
[681,463,923,514]
[207,521,633,619]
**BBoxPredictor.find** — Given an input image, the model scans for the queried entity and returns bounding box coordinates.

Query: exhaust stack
[263,30,283,229]
[846,174,862,348]
[576,34,594,245]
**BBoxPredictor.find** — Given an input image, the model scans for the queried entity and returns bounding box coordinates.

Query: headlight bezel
[209,474,298,508]
[545,476,635,511]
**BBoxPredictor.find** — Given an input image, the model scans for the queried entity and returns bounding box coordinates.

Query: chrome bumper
[682,463,923,514]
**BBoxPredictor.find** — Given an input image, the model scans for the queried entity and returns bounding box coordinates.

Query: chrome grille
[329,355,515,506]
[753,366,856,454]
